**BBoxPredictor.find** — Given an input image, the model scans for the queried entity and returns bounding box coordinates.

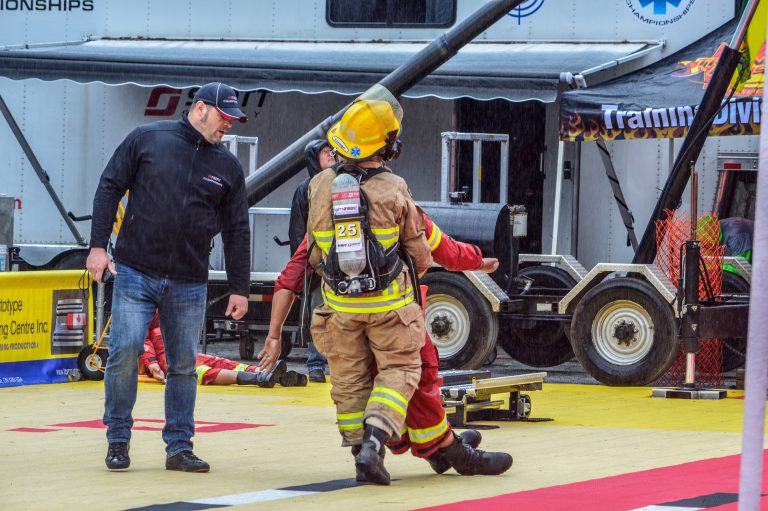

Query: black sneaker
[439,433,512,476]
[427,430,482,474]
[105,442,130,470]
[278,370,308,387]
[354,441,390,485]
[165,451,210,473]
[308,369,327,383]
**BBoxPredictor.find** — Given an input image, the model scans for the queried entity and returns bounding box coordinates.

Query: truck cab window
[327,0,455,27]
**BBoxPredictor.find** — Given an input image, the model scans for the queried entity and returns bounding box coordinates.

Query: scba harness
[319,163,404,296]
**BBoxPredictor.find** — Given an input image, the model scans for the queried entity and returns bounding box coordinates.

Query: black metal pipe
[244,0,526,206]
[681,240,701,355]
[633,45,742,263]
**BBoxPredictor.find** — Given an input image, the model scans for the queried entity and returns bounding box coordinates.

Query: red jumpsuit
[276,211,483,458]
[139,312,258,385]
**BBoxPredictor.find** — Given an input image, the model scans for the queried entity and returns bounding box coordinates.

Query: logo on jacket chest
[203,173,224,187]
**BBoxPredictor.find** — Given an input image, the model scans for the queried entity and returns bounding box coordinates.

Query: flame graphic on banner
[560,99,761,142]
[676,43,765,98]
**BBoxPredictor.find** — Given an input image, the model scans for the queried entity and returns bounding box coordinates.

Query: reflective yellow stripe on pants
[368,387,408,420]
[407,416,449,446]
[195,365,211,384]
[337,411,365,433]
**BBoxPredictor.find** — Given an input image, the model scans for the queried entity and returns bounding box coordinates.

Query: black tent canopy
[560,18,762,141]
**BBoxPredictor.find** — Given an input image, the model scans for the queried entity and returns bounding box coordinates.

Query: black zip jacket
[90,116,251,296]
[288,176,310,256]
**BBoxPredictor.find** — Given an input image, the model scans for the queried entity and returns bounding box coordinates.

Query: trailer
[0,0,755,385]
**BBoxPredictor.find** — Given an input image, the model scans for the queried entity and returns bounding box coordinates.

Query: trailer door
[455,98,546,253]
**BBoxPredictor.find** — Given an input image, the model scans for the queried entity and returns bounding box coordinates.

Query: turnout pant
[310,302,424,445]
[384,333,451,458]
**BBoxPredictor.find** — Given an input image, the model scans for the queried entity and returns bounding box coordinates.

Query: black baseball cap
[193,82,248,123]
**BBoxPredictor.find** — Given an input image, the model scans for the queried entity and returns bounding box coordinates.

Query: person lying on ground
[139,311,306,387]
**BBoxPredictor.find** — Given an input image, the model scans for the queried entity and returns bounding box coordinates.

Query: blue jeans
[103,263,206,456]
[307,340,327,373]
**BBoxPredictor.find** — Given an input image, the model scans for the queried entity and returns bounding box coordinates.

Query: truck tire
[52,249,88,270]
[242,332,293,361]
[721,271,749,372]
[499,265,575,367]
[422,272,498,370]
[78,345,107,381]
[240,333,256,360]
[570,277,677,386]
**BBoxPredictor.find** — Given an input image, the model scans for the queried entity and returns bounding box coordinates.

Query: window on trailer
[327,0,455,27]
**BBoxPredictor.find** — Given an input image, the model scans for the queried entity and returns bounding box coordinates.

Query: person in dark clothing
[288,140,336,255]
[285,139,336,382]
[86,82,256,474]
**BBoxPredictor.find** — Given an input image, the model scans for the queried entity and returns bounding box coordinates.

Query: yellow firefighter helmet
[327,85,402,161]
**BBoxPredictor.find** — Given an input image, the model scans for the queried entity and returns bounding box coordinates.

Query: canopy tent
[560,17,765,141]
[0,38,654,103]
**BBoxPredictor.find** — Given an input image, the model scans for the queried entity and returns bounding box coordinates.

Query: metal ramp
[439,370,548,427]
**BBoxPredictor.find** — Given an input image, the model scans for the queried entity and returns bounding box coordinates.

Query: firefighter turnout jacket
[306,165,432,444]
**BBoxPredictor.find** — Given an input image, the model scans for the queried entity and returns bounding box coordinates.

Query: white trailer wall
[0,78,453,246]
[575,134,759,268]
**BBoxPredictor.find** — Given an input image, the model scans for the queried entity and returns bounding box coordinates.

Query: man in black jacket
[286,140,335,382]
[86,82,252,473]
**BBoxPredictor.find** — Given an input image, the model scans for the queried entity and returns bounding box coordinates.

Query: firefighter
[305,86,431,485]
[267,224,513,481]
[264,88,512,483]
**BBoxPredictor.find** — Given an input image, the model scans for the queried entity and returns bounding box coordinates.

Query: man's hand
[225,294,248,320]
[86,247,116,283]
[255,334,281,373]
[478,258,499,273]
[147,363,166,383]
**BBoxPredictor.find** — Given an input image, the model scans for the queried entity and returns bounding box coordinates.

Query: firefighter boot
[354,425,391,485]
[278,370,308,387]
[352,443,386,482]
[426,429,482,474]
[438,432,513,476]
[235,360,288,388]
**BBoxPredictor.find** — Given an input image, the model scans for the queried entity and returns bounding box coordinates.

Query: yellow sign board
[0,270,93,386]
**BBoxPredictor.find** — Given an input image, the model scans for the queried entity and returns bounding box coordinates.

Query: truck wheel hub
[613,320,637,346]
[430,314,452,338]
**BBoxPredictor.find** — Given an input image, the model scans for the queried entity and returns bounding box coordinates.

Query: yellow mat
[0,380,756,511]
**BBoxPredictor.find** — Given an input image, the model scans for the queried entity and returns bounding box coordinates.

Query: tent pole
[570,141,581,257]
[738,5,768,503]
[551,140,565,255]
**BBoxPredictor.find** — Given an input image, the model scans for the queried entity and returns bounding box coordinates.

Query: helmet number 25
[335,221,363,252]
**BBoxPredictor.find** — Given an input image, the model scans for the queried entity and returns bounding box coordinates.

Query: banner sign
[0,270,92,387]
[560,15,765,141]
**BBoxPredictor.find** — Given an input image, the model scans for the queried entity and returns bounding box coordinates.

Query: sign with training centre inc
[0,270,92,387]
[560,14,765,142]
